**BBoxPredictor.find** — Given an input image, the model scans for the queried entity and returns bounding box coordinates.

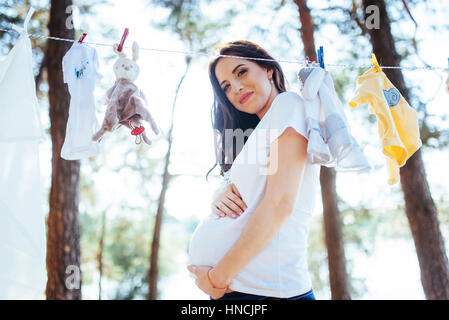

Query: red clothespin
[117,28,129,52]
[78,32,87,43]
[304,56,311,66]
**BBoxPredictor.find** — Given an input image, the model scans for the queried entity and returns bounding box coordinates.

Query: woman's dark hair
[206,40,287,181]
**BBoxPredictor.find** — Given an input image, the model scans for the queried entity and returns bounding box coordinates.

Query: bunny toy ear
[132,41,139,61]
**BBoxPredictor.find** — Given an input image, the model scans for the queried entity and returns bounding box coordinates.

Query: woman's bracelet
[207,269,227,290]
[223,171,232,185]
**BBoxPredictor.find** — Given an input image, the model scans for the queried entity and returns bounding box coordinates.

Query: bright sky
[28,0,449,299]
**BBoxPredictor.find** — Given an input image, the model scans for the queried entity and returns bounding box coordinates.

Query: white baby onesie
[298,64,370,172]
[298,65,331,164]
[61,41,102,160]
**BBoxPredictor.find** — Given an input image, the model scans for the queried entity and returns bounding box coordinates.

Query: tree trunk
[97,210,106,300]
[294,0,351,300]
[148,57,192,300]
[362,0,449,299]
[320,166,351,299]
[46,0,82,300]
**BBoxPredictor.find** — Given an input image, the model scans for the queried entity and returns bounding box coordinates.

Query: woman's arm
[209,127,308,287]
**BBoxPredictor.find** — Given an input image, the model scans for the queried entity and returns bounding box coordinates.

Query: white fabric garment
[299,65,331,163]
[188,92,320,298]
[0,8,47,299]
[61,41,101,160]
[299,64,371,172]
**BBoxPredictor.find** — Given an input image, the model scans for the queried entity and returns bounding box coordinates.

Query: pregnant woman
[187,40,320,300]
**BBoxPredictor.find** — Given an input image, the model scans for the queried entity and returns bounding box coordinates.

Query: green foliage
[107,215,151,299]
[307,214,333,298]
[307,207,370,300]
[0,0,48,74]
[307,189,426,299]
[79,199,153,299]
[313,0,449,150]
[149,0,236,52]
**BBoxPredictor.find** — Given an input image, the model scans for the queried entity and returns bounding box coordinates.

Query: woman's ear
[267,68,274,81]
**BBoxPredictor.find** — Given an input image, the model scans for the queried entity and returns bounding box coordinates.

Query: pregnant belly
[187,213,250,267]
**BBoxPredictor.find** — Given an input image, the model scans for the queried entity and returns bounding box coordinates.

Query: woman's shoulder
[265,91,307,143]
[269,91,306,122]
[273,91,304,105]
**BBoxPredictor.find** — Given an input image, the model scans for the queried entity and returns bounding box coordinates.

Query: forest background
[1,0,448,299]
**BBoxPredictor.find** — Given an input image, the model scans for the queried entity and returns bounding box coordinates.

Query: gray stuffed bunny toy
[92,41,160,145]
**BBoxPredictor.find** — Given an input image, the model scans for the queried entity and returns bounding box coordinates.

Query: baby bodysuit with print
[349,67,422,184]
[61,42,102,160]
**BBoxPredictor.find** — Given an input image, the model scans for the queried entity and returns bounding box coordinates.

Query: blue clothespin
[317,46,325,69]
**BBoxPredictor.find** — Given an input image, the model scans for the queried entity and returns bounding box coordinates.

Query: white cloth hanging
[0,8,47,299]
[60,41,101,160]
[298,64,371,172]
[298,65,331,164]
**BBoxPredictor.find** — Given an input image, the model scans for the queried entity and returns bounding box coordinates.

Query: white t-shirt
[61,42,101,160]
[188,91,320,298]
[0,31,47,298]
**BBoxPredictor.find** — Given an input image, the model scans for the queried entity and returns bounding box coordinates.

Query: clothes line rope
[1,26,448,71]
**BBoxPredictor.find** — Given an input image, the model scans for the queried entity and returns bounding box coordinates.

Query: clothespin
[317,46,325,69]
[116,28,130,52]
[304,56,311,66]
[78,32,87,43]
[371,53,382,73]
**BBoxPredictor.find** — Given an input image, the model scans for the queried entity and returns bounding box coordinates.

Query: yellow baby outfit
[349,67,422,185]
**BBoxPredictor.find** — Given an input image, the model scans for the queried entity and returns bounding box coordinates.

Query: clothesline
[1,26,448,71]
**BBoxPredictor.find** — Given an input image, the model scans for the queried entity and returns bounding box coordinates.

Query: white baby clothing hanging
[61,41,102,160]
[298,65,331,164]
[298,64,370,172]
[0,8,47,299]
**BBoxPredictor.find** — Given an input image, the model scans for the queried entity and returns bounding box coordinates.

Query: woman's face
[215,57,277,119]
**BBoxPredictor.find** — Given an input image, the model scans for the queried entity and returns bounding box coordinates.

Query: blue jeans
[211,289,316,300]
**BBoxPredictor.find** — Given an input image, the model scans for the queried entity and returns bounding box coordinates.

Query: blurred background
[1,0,448,300]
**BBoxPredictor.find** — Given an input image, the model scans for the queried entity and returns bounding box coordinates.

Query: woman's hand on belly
[187,265,231,299]
[212,183,247,219]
